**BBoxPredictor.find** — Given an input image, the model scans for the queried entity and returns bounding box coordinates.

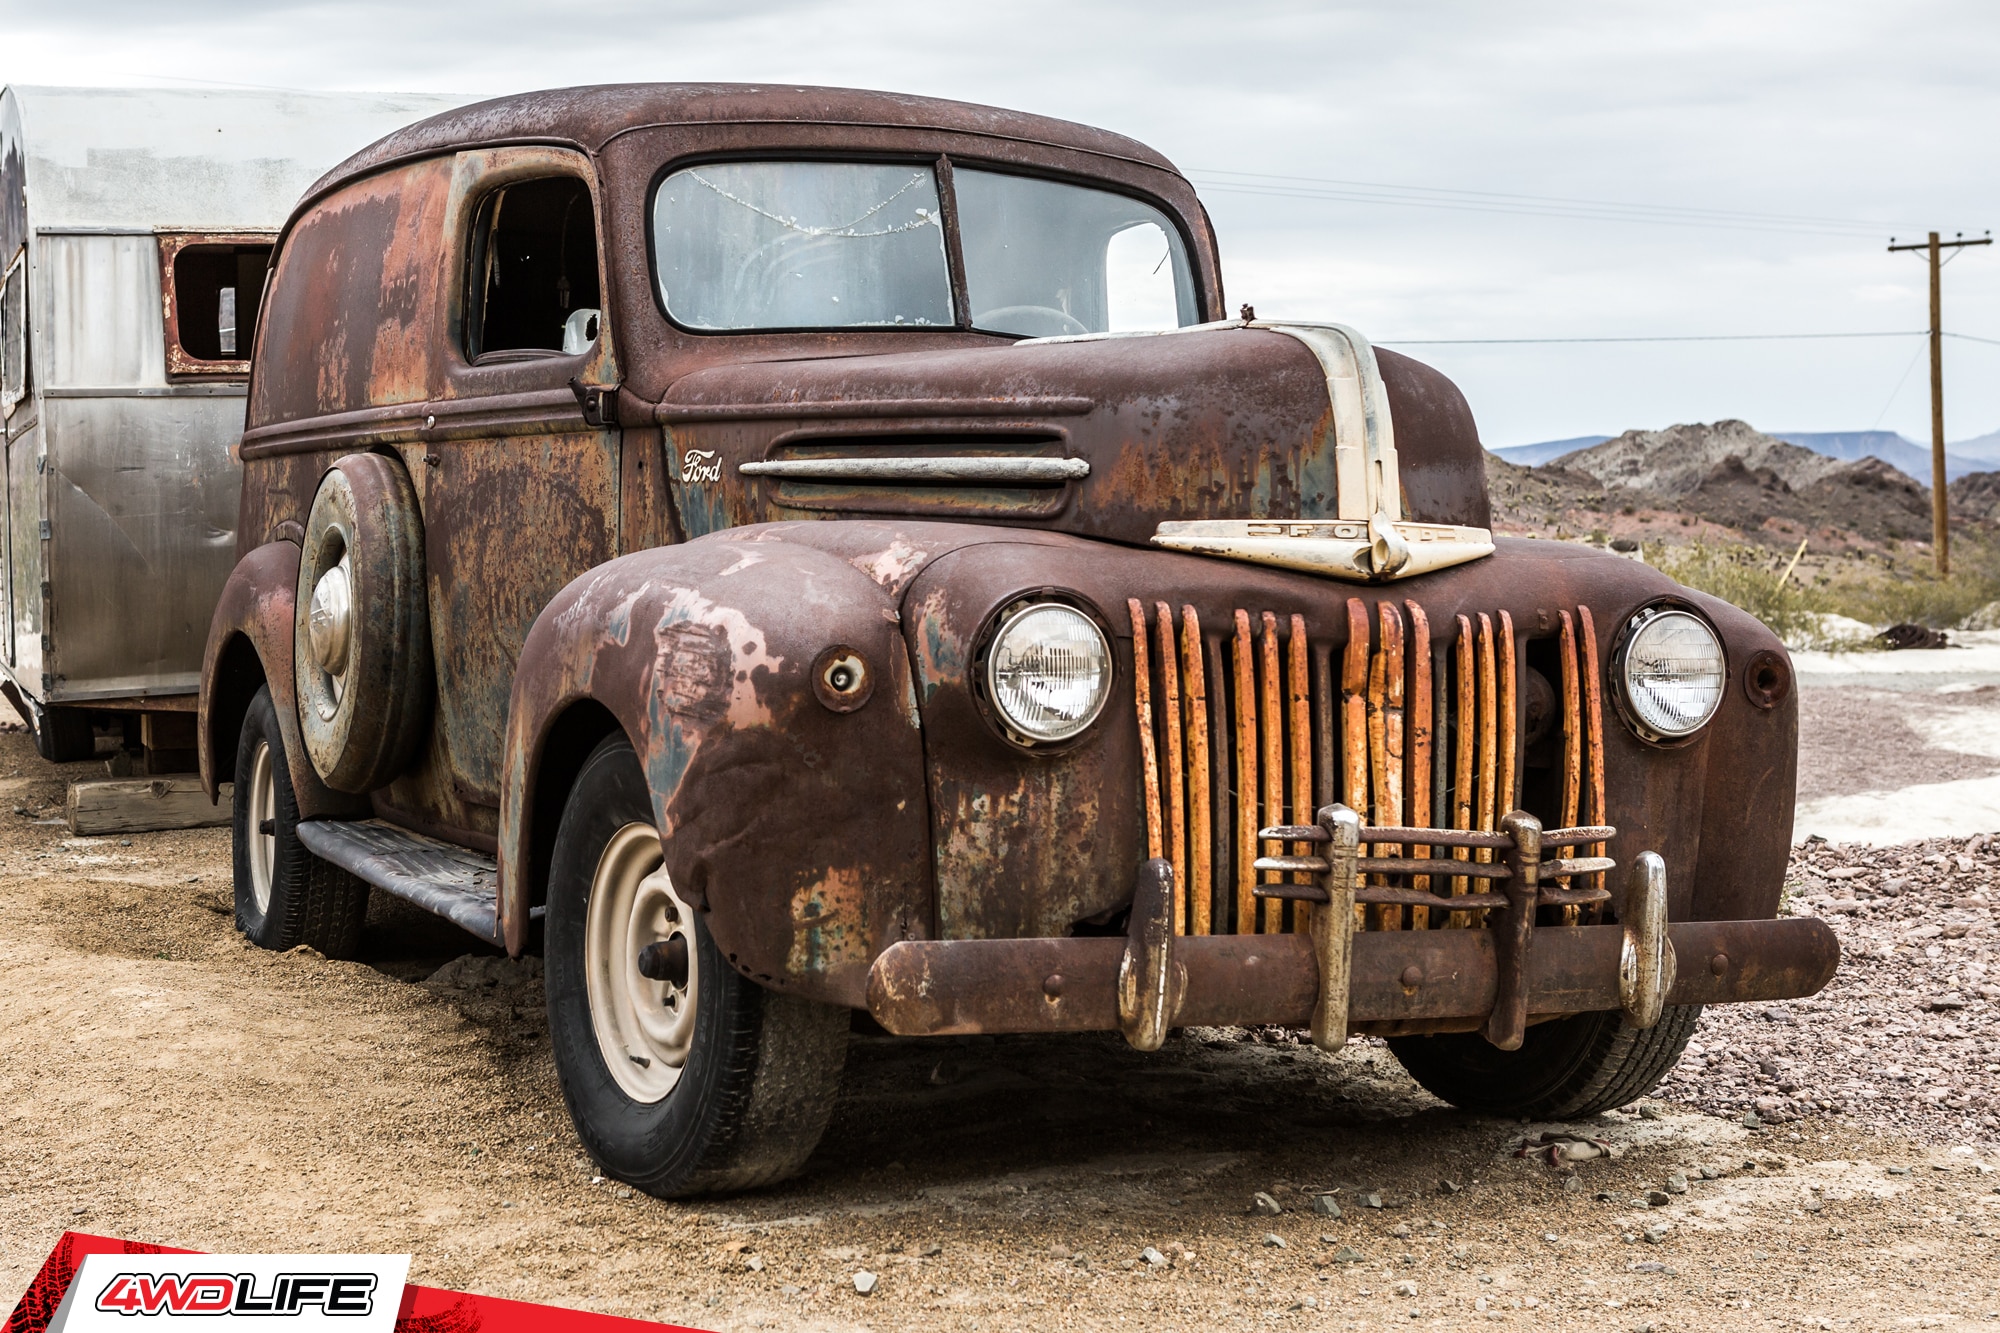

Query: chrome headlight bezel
[976,594,1115,750]
[1610,601,1728,745]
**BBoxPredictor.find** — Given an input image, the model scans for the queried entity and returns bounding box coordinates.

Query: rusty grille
[1127,597,1609,935]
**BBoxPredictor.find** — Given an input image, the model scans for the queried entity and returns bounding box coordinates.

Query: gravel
[1655,833,2000,1146]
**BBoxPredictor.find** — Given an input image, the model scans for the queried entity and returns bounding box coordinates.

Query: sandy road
[3,720,2000,1332]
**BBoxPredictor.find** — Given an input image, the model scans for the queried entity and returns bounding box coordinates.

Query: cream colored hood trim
[1016,318,1494,582]
[1151,517,1496,582]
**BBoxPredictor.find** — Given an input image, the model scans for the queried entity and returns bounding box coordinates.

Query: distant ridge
[1488,436,1611,467]
[1771,430,1980,483]
[1497,427,1995,482]
[1953,427,2000,464]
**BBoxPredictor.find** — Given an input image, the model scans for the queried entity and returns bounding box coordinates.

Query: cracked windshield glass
[653,161,953,329]
[651,161,1197,335]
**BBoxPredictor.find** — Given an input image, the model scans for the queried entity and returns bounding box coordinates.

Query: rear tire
[545,734,848,1197]
[32,706,95,763]
[1389,1005,1703,1119]
[231,684,370,958]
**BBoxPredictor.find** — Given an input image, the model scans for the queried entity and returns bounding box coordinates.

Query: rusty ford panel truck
[197,84,1838,1197]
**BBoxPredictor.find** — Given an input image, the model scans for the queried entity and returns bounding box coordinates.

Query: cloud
[4,0,1996,442]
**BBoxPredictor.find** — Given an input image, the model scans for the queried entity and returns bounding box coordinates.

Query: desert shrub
[1812,540,2000,630]
[1650,541,1829,644]
[1649,536,2000,643]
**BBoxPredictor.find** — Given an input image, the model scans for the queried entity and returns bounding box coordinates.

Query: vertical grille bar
[1405,601,1433,928]
[1258,612,1284,933]
[1128,599,1164,862]
[1341,599,1371,933]
[1153,602,1187,933]
[1286,614,1314,934]
[1556,609,1584,923]
[1232,610,1259,938]
[1474,613,1500,912]
[1497,610,1518,816]
[1369,603,1407,930]
[1451,613,1476,921]
[1180,606,1214,938]
[1578,605,1609,909]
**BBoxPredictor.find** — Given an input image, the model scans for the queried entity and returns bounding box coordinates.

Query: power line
[1377,330,1924,346]
[1189,169,1922,238]
[1946,331,2000,347]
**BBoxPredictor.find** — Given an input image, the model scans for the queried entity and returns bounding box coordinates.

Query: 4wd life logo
[93,1272,376,1316]
[51,1255,408,1332]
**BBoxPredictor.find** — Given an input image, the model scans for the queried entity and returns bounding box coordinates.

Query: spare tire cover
[295,452,433,793]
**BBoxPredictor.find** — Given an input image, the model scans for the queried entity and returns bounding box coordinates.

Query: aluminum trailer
[0,85,472,766]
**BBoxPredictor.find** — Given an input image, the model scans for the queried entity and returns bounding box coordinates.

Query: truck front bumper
[866,913,1837,1039]
[866,807,1839,1048]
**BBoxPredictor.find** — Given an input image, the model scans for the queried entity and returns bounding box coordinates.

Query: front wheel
[231,684,370,957]
[1388,1005,1703,1119]
[545,734,848,1197]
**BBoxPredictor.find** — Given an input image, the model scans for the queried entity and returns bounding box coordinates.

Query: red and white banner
[6,1234,708,1333]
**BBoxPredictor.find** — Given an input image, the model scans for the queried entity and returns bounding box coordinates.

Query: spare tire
[295,452,432,793]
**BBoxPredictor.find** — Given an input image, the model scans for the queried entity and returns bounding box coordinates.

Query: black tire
[1389,1005,1703,1119]
[231,684,370,957]
[546,734,848,1198]
[33,706,96,763]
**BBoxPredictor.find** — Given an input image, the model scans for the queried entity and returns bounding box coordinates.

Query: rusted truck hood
[655,326,1491,553]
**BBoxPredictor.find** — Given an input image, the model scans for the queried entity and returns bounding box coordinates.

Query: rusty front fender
[199,540,368,820]
[497,531,934,1004]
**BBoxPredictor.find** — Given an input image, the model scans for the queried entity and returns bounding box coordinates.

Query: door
[414,148,623,820]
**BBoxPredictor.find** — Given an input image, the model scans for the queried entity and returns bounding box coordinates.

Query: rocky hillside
[1487,419,1974,553]
[1554,420,1849,495]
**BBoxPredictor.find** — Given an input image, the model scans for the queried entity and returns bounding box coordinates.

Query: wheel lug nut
[637,936,689,988]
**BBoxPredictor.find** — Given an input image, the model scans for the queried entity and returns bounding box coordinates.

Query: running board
[296,818,502,946]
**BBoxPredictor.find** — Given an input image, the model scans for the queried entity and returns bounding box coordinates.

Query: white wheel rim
[247,738,276,915]
[585,822,699,1103]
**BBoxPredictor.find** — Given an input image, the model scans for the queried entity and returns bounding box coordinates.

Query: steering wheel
[977,305,1091,338]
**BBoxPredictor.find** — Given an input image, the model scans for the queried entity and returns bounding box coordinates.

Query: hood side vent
[742,430,1084,518]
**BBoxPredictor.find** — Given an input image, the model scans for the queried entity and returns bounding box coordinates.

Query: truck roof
[0,85,476,258]
[309,82,1184,202]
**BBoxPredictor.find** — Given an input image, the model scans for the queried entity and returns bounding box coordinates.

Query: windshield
[651,160,1199,336]
[653,161,954,330]
[954,168,1196,337]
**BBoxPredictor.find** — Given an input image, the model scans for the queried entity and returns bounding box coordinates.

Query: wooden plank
[67,778,233,835]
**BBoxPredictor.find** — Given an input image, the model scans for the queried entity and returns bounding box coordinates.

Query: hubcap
[247,738,276,915]
[307,554,353,711]
[585,822,699,1103]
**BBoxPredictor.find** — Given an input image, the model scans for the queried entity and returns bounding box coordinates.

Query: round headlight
[984,602,1112,744]
[1619,607,1725,739]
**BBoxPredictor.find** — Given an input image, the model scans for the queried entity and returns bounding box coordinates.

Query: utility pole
[1888,230,1991,576]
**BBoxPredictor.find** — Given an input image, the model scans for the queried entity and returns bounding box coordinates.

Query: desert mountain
[1488,419,1953,551]
[1553,420,1849,495]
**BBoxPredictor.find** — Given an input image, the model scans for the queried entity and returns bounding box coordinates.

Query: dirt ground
[5,718,2000,1332]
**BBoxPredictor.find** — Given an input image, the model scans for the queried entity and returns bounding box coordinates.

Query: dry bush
[1650,541,1829,644]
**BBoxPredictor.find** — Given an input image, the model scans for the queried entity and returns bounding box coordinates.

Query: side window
[0,251,24,417]
[159,235,274,376]
[464,177,600,362]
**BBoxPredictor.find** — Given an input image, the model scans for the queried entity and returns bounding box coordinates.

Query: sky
[3,0,1997,447]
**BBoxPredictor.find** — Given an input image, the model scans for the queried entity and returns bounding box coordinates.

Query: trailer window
[465,177,600,362]
[162,239,272,373]
[0,254,24,416]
